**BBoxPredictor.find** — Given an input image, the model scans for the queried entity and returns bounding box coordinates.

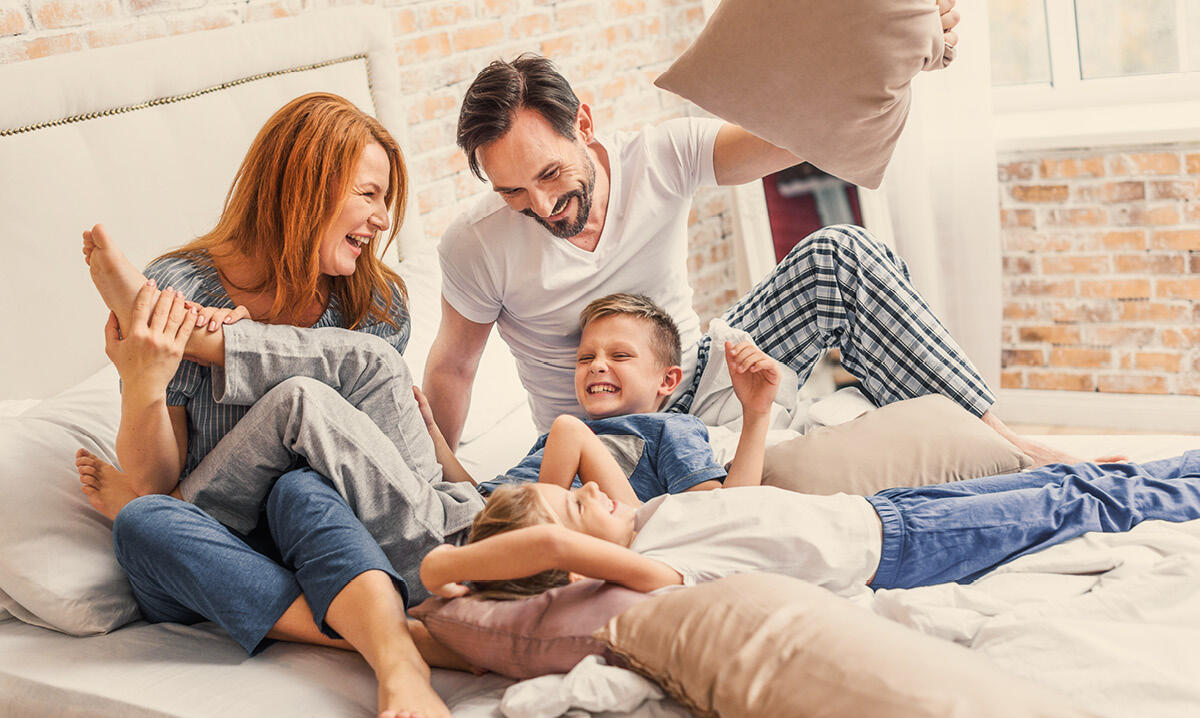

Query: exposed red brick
[451,21,502,51]
[1018,326,1082,345]
[998,160,1036,182]
[31,0,119,29]
[1188,153,1200,175]
[999,209,1035,229]
[1050,347,1111,368]
[1003,231,1071,252]
[1040,256,1109,274]
[1000,371,1025,389]
[418,1,472,29]
[1156,278,1200,299]
[1118,301,1189,322]
[396,31,451,64]
[1045,301,1117,323]
[1149,179,1200,200]
[1109,152,1181,176]
[1040,157,1105,179]
[0,5,27,35]
[1011,184,1069,203]
[1007,278,1077,297]
[1003,256,1036,274]
[1150,230,1200,251]
[1088,327,1157,346]
[1162,328,1200,348]
[1045,208,1106,227]
[1114,254,1185,274]
[1098,375,1169,394]
[1003,302,1040,320]
[1027,371,1096,391]
[1134,352,1183,372]
[1111,204,1181,226]
[1079,230,1146,251]
[1079,279,1151,299]
[510,11,552,38]
[1002,349,1046,367]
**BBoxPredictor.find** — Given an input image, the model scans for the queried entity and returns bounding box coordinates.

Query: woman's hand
[105,282,197,402]
[725,340,781,418]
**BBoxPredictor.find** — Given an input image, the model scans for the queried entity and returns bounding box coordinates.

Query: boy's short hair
[579,293,682,368]
[466,484,571,599]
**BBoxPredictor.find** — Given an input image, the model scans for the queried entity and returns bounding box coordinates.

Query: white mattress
[5,432,1197,718]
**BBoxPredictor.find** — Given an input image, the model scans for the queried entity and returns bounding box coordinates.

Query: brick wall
[0,0,739,322]
[998,145,1200,398]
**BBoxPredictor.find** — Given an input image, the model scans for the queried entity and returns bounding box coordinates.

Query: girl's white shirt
[630,486,881,599]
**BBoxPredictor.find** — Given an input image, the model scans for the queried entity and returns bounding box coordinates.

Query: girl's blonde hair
[467,484,571,599]
[162,92,408,329]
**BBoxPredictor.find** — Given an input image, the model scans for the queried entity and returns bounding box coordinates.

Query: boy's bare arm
[722,340,780,489]
[420,525,681,597]
[539,415,641,505]
[413,386,477,485]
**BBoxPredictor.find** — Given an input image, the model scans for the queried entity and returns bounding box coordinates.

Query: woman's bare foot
[75,448,140,521]
[376,656,452,718]
[82,224,149,336]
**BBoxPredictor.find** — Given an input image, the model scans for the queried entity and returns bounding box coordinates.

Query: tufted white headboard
[0,6,423,400]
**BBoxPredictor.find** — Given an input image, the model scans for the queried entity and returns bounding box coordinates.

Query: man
[422,3,1070,466]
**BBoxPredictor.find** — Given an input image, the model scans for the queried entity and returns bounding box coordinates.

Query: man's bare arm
[422,297,493,451]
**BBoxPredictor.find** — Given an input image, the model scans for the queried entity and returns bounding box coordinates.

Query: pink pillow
[409,579,651,679]
[655,0,949,188]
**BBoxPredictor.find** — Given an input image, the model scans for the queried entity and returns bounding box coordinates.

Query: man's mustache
[522,192,579,221]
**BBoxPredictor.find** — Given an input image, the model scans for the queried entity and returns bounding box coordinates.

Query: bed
[2,6,1199,717]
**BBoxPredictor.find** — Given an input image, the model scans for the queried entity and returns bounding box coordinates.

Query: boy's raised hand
[725,340,780,417]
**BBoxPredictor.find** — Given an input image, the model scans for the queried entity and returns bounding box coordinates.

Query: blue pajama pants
[112,468,404,655]
[671,224,994,417]
[867,451,1200,590]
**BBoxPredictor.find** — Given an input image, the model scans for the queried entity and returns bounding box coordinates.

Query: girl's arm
[413,386,476,485]
[420,524,682,597]
[539,415,641,505]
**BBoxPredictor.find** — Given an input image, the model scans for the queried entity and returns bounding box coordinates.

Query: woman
[78,93,467,718]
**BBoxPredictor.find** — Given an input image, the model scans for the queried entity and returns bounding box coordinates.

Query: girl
[421,452,1200,600]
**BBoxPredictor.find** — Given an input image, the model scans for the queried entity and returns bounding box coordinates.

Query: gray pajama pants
[178,323,484,603]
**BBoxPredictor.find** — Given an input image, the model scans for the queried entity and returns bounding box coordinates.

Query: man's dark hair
[457,53,581,180]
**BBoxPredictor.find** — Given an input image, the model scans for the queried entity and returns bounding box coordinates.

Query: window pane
[990,0,1052,85]
[1075,0,1179,79]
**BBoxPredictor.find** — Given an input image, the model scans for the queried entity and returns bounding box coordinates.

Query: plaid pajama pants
[669,224,995,417]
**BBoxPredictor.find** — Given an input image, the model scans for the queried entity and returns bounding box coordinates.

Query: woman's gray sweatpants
[177,322,484,603]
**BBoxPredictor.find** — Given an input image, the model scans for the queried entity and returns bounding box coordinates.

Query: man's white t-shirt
[438,118,723,431]
[630,487,882,599]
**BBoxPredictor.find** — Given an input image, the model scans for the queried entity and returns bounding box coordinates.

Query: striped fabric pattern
[143,252,410,478]
[670,224,994,417]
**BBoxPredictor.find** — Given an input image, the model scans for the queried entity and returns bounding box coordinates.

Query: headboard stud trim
[0,53,369,137]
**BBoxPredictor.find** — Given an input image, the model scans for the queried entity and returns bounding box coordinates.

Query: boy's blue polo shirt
[480,413,727,501]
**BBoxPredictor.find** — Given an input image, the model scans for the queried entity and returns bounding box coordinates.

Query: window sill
[994,99,1200,153]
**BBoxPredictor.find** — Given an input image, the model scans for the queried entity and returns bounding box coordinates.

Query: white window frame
[993,0,1200,151]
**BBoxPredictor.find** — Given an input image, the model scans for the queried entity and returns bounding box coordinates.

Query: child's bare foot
[82,224,148,337]
[376,656,452,718]
[75,448,139,521]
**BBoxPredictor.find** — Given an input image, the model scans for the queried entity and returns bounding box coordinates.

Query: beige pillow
[762,394,1031,496]
[655,0,949,189]
[595,573,1092,718]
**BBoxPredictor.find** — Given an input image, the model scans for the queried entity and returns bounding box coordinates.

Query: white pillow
[0,365,141,635]
[395,248,532,445]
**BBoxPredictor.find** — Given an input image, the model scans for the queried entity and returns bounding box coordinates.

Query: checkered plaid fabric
[669,224,994,417]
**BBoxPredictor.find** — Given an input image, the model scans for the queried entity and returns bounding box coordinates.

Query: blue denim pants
[112,468,403,655]
[867,451,1200,590]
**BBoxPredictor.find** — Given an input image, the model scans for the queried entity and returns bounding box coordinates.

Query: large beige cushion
[595,573,1094,718]
[655,0,949,188]
[762,394,1031,495]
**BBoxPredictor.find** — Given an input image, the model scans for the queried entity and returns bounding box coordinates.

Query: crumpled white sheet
[499,656,664,718]
[870,517,1200,718]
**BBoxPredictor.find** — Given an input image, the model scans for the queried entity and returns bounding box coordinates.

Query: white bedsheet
[4,432,1197,718]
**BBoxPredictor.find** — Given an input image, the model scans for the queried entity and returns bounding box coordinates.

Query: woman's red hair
[164,92,408,328]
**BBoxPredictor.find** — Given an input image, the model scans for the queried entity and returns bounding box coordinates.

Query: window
[990,0,1200,148]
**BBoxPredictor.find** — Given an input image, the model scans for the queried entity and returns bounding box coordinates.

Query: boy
[433,293,782,505]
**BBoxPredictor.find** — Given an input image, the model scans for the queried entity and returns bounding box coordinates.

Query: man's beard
[522,152,597,239]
